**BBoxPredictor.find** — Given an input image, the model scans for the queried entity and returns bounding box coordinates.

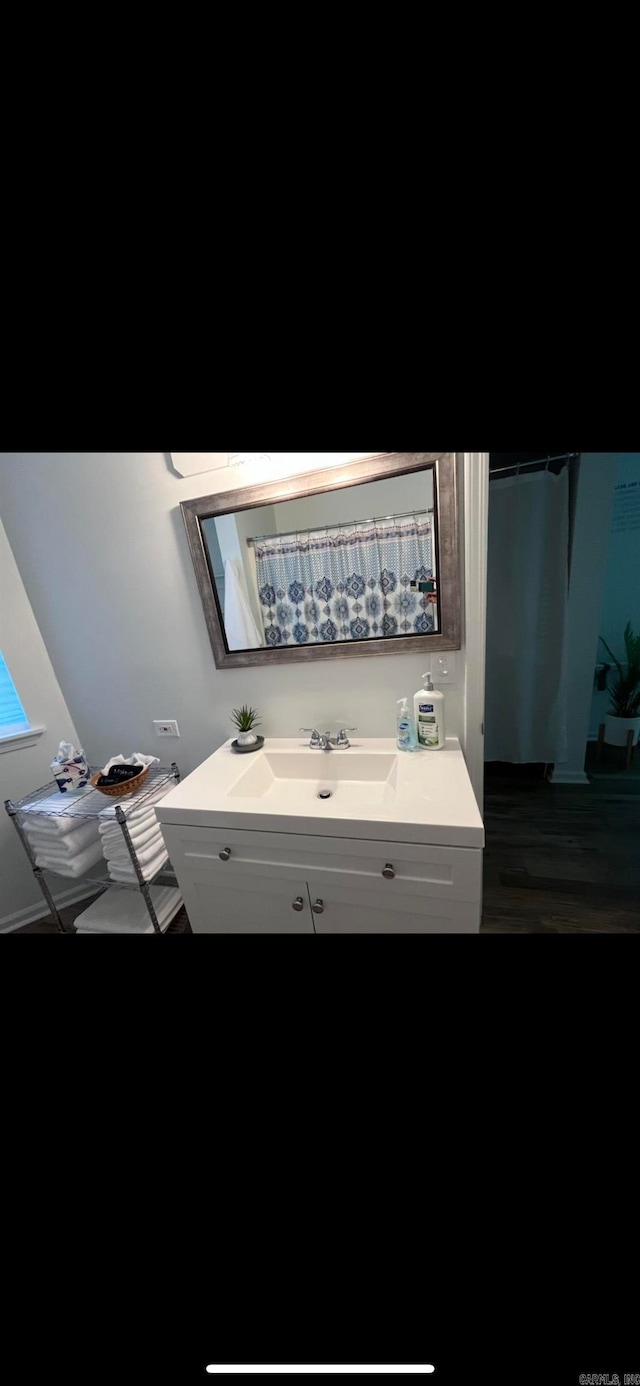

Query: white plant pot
[604,714,640,747]
[236,731,257,746]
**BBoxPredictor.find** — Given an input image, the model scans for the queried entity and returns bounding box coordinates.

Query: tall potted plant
[599,622,640,747]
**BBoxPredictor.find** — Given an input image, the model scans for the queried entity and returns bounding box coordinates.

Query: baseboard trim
[0,884,101,933]
[547,768,591,785]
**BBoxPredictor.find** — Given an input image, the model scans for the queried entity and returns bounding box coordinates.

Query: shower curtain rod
[490,452,579,478]
[246,508,434,547]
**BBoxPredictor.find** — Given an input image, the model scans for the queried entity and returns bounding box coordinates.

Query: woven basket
[90,766,151,798]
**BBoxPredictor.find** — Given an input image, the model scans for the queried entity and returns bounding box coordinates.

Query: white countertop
[156,737,484,849]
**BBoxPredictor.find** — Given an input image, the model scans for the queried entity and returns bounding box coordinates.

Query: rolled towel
[35,838,104,878]
[108,846,169,883]
[24,819,100,857]
[103,832,165,869]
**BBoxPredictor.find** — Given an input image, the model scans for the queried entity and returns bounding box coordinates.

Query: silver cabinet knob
[382,863,396,879]
[219,847,231,862]
[312,899,324,914]
[292,897,305,912]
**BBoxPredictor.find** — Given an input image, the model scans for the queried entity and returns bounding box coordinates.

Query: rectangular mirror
[181,452,460,668]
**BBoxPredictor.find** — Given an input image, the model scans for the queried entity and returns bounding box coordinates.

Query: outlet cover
[153,720,180,737]
[432,654,456,685]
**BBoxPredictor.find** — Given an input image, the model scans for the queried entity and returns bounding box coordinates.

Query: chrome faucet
[300,727,357,750]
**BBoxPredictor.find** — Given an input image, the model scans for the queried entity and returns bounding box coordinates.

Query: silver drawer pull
[292,897,305,912]
[312,899,324,914]
[382,863,396,879]
[219,847,231,862]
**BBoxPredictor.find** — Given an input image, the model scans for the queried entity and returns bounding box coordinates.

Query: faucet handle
[334,726,357,746]
[300,727,322,747]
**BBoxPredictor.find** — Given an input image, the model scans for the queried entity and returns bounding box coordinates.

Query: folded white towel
[24,819,100,857]
[103,831,160,860]
[102,825,162,859]
[99,810,158,842]
[103,832,165,868]
[108,846,169,883]
[98,782,168,823]
[74,885,183,934]
[20,791,104,834]
[35,838,104,878]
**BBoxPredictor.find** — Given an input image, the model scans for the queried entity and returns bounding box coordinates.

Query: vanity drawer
[161,824,482,904]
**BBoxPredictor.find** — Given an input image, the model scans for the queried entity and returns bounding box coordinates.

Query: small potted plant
[599,622,640,747]
[231,704,262,747]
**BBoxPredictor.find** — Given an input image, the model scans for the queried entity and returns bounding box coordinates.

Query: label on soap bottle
[398,720,411,749]
[418,703,440,747]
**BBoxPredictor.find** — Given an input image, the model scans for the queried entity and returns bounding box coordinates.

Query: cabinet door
[179,869,314,933]
[306,879,480,934]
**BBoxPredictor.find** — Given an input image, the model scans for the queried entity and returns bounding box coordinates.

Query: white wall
[0,514,85,927]
[272,471,434,533]
[0,454,478,800]
[549,453,617,783]
[589,454,640,737]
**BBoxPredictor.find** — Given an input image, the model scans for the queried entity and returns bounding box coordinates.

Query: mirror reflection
[201,469,437,652]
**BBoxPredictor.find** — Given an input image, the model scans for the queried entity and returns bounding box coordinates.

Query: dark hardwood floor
[481,756,640,932]
[10,749,640,934]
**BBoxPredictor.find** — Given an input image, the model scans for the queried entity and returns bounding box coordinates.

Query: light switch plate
[153,720,180,736]
[431,654,456,684]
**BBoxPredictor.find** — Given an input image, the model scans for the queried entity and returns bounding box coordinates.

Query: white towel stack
[21,811,103,878]
[98,784,169,882]
[73,885,183,934]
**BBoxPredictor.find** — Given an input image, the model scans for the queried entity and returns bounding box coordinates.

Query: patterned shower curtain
[255,517,436,646]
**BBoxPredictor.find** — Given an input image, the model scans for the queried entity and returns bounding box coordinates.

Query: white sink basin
[228,749,398,806]
[157,738,485,848]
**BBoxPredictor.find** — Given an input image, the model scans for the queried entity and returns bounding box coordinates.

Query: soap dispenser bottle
[414,672,445,750]
[397,697,418,751]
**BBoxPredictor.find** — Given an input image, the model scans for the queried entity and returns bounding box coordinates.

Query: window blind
[0,651,30,736]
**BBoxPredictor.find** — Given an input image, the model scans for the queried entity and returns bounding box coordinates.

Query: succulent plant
[230,705,261,732]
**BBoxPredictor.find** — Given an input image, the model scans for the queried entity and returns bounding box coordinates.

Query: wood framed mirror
[181,451,461,669]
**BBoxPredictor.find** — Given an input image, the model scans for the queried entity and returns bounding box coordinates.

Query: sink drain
[317,789,333,799]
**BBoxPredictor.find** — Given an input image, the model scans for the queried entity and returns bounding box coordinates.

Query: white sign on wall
[171,454,233,477]
[611,476,640,533]
[170,452,386,480]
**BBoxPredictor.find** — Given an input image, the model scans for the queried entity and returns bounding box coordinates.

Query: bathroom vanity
[156,738,484,933]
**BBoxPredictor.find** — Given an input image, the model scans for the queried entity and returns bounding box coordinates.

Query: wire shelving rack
[5,764,181,934]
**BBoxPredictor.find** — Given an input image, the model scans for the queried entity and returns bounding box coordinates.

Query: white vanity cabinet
[156,737,484,934]
[160,822,483,934]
